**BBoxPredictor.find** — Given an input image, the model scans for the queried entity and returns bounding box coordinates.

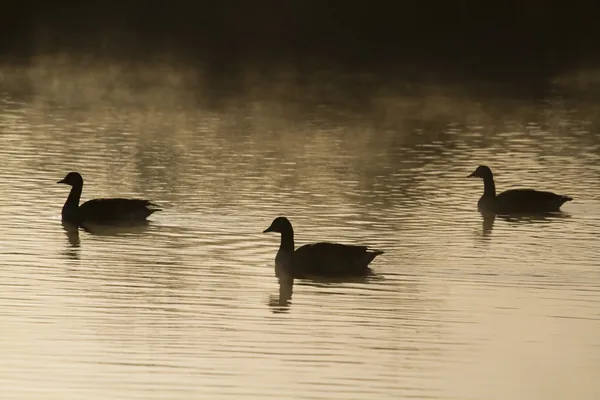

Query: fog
[2,2,599,81]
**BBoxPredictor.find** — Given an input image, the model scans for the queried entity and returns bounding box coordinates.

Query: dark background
[1,1,598,81]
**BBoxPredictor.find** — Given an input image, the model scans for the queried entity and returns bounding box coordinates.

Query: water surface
[1,65,599,400]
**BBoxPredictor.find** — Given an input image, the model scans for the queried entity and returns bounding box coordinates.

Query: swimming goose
[468,165,572,215]
[263,216,384,278]
[58,172,161,225]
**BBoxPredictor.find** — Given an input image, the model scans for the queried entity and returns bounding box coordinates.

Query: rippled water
[1,65,600,400]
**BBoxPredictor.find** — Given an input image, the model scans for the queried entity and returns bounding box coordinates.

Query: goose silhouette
[468,165,572,215]
[263,216,384,278]
[58,172,161,225]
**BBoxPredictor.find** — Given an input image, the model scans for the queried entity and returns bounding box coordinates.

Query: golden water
[1,65,599,399]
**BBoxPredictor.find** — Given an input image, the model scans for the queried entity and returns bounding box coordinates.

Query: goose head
[263,216,293,235]
[468,165,493,180]
[58,172,84,187]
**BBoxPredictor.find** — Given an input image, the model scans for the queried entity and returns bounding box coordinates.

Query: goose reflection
[501,212,572,224]
[63,219,151,237]
[479,207,572,237]
[479,211,571,238]
[62,221,80,246]
[61,220,153,260]
[267,263,378,314]
[268,274,294,314]
[61,220,81,260]
[80,221,151,236]
[482,214,496,237]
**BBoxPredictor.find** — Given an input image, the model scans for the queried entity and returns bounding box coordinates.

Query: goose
[468,165,572,215]
[58,172,161,225]
[263,216,384,278]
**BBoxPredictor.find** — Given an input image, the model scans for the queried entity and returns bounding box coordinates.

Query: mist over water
[2,3,600,399]
[3,1,600,81]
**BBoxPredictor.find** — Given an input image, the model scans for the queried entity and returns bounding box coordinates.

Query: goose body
[468,165,572,215]
[263,216,384,278]
[58,172,161,225]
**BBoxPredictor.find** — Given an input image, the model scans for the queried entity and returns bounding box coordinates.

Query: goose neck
[279,229,295,254]
[63,183,82,211]
[483,175,496,197]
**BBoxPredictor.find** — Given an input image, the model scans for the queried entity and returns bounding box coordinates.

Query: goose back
[78,198,161,223]
[264,216,384,278]
[289,242,384,278]
[58,171,161,225]
[469,165,572,215]
[479,188,572,214]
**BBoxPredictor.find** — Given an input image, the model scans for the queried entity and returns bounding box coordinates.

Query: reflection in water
[61,220,81,260]
[481,214,496,237]
[61,220,154,259]
[501,212,573,224]
[269,263,296,313]
[1,66,600,400]
[268,276,294,314]
[81,221,151,236]
[480,211,573,238]
[62,221,80,246]
[268,267,381,314]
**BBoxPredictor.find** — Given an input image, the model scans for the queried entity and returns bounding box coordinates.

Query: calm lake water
[1,61,599,400]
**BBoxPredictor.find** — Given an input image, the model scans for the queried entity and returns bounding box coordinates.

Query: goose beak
[263,226,274,233]
[467,172,476,178]
[57,178,66,184]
